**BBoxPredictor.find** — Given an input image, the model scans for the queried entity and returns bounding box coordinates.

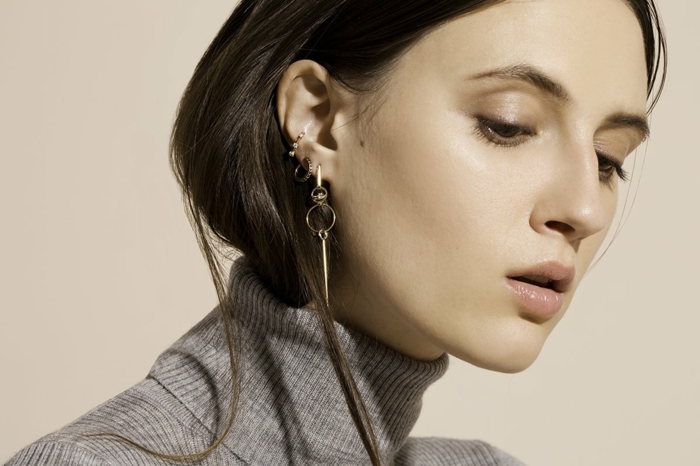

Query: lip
[505,261,576,319]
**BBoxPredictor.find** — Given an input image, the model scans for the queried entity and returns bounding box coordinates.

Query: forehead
[403,0,648,115]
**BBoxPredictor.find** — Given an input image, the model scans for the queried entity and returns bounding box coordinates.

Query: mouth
[505,262,576,319]
[510,274,556,289]
[507,262,575,294]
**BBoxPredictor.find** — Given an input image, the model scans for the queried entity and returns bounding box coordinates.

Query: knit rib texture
[6,255,526,465]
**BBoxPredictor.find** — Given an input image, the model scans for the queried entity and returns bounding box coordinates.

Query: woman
[6,0,666,465]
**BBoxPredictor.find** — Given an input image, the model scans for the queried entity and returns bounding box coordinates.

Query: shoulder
[395,437,527,466]
[5,441,111,466]
[5,377,227,466]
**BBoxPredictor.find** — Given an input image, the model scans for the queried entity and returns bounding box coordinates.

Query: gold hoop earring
[294,157,313,183]
[305,164,336,307]
[288,131,305,158]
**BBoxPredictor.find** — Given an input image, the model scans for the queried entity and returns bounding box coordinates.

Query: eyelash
[473,117,630,185]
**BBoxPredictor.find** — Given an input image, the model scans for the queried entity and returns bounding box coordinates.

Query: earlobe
[276,60,346,183]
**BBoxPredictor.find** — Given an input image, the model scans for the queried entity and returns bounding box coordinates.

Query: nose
[529,144,611,245]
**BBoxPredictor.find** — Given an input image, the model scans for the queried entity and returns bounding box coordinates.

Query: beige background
[1,1,697,464]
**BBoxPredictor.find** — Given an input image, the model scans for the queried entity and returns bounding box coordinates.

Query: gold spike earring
[306,164,336,307]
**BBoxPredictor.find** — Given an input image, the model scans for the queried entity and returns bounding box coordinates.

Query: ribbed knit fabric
[6,255,526,466]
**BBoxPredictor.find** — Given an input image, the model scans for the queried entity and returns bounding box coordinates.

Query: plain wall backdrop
[1,1,697,464]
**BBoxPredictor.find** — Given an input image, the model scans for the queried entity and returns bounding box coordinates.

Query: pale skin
[276,0,649,373]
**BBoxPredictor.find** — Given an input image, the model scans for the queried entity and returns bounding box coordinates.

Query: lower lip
[505,278,564,319]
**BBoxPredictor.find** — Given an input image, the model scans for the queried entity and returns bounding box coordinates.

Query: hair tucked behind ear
[98,0,667,464]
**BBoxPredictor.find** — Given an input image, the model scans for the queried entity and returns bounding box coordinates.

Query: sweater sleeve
[395,437,527,466]
[490,444,527,466]
[5,441,110,466]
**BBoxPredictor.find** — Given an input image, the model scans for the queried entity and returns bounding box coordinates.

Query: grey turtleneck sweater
[6,256,525,465]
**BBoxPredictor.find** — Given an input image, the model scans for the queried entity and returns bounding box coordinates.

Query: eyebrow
[470,64,572,103]
[601,112,650,142]
[468,64,650,142]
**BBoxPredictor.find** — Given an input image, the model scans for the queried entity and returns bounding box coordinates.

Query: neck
[327,271,445,361]
[151,255,449,464]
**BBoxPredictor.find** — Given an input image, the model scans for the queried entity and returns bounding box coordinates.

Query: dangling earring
[305,164,336,307]
[287,130,336,307]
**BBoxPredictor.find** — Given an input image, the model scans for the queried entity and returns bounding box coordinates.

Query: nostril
[545,220,575,235]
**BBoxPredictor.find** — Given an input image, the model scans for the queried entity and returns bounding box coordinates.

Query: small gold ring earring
[294,157,313,183]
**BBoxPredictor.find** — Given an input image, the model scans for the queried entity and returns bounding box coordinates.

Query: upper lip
[507,261,576,293]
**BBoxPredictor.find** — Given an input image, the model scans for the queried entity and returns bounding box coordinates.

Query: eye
[597,152,629,185]
[474,117,535,147]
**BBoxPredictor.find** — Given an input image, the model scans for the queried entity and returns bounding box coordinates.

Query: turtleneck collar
[150,255,449,465]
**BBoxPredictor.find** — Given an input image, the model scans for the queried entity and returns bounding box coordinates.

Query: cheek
[335,102,527,313]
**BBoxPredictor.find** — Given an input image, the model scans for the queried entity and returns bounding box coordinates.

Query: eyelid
[596,150,630,184]
[593,140,628,167]
[474,116,535,147]
[596,150,624,167]
[477,115,534,131]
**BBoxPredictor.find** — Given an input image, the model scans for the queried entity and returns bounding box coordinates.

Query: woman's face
[326,0,649,371]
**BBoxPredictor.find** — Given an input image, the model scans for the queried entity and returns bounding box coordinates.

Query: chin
[448,318,552,373]
[480,350,542,374]
[466,347,542,374]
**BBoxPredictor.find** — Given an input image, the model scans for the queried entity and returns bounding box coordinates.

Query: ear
[276,60,352,184]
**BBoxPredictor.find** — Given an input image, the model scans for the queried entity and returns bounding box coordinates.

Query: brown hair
[103,1,667,464]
